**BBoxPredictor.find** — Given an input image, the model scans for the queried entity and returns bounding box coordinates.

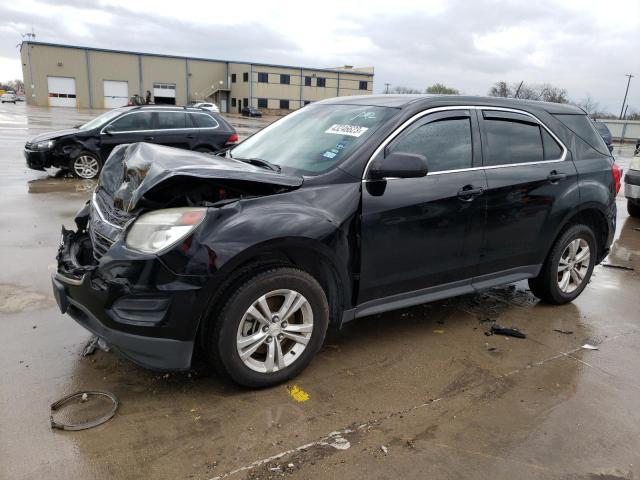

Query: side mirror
[369,151,428,180]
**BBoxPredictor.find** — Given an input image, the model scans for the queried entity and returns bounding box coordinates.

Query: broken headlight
[125,207,206,254]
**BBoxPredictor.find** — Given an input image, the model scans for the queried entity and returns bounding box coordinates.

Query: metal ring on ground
[50,390,119,431]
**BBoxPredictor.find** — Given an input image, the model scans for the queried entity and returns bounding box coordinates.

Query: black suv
[53,95,620,388]
[25,106,237,179]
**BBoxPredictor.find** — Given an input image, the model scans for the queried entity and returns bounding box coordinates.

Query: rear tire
[528,224,596,305]
[627,200,640,218]
[203,267,329,388]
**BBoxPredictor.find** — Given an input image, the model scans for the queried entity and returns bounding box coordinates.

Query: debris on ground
[82,335,111,356]
[50,390,119,431]
[601,263,635,271]
[380,445,388,454]
[287,385,310,402]
[581,344,599,350]
[406,439,416,449]
[487,347,498,352]
[553,329,574,335]
[433,329,445,334]
[485,325,526,339]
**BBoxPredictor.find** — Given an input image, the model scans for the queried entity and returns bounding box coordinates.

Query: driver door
[358,109,487,306]
[99,111,154,159]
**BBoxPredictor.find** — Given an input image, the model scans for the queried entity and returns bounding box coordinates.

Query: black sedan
[241,106,262,117]
[25,105,238,179]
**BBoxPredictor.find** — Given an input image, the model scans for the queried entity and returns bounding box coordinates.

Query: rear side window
[156,112,186,129]
[554,114,610,156]
[388,117,473,173]
[541,129,563,160]
[108,112,153,132]
[190,113,218,128]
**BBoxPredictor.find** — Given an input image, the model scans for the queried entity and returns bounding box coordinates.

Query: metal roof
[21,41,374,77]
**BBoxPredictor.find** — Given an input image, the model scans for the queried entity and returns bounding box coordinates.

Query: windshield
[81,109,126,130]
[230,104,395,175]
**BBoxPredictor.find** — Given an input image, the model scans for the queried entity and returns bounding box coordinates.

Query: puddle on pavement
[28,177,96,194]
[0,283,53,314]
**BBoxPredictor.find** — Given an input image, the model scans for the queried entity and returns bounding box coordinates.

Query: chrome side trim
[361,105,569,180]
[92,191,124,230]
[99,110,220,135]
[55,272,85,286]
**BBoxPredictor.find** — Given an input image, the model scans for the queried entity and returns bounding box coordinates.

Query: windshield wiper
[235,157,281,173]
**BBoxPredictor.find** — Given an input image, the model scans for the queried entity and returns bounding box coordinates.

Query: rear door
[151,111,193,150]
[475,109,578,281]
[189,112,229,150]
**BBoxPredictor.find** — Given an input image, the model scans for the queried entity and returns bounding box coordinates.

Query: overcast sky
[1,0,638,112]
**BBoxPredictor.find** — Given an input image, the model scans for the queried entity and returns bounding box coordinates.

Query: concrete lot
[1,102,639,480]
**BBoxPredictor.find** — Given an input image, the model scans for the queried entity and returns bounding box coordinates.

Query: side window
[189,113,218,128]
[541,129,563,160]
[553,113,610,156]
[483,116,543,166]
[387,117,473,173]
[108,112,153,132]
[156,112,187,129]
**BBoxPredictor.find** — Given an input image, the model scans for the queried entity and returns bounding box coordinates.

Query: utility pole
[514,81,524,99]
[384,83,391,94]
[619,74,634,119]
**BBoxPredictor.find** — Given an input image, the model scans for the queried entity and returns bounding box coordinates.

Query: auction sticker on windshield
[325,124,369,137]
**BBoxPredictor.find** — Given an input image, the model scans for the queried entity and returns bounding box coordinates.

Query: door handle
[457,185,484,201]
[547,170,567,182]
[143,136,155,141]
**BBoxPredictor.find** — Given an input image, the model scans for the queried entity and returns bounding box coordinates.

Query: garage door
[153,83,176,105]
[104,81,129,108]
[47,76,76,107]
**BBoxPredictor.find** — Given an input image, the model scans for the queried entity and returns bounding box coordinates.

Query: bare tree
[488,81,512,98]
[576,95,599,115]
[425,83,459,95]
[6,79,24,92]
[488,81,568,103]
[390,86,422,94]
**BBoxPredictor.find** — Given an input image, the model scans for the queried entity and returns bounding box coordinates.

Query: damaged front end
[53,142,303,370]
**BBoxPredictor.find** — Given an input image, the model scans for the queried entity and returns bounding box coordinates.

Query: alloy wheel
[73,155,100,179]
[557,238,590,293]
[236,289,313,373]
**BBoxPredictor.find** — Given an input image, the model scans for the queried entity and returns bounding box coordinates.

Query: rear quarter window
[553,114,610,156]
[190,113,219,128]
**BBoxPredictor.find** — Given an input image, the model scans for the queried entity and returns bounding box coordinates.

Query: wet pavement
[1,103,639,480]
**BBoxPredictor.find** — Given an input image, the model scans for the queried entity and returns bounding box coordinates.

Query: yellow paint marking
[288,385,310,402]
[433,329,445,334]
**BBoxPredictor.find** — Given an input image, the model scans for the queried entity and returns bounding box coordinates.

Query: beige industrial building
[20,41,374,113]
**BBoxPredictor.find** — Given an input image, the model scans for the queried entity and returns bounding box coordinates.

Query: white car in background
[1,92,17,103]
[192,102,220,113]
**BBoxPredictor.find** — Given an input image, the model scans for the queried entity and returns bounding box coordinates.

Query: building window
[316,77,326,87]
[304,76,311,86]
[243,98,249,107]
[280,99,290,109]
[258,98,268,108]
[280,74,290,85]
[258,72,268,83]
[243,72,249,82]
[231,98,236,107]
[231,74,237,83]
[359,81,368,90]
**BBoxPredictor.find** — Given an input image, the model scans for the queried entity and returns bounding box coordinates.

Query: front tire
[529,224,596,304]
[70,152,101,179]
[628,200,640,218]
[203,267,329,388]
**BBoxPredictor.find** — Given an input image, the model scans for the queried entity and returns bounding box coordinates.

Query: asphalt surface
[1,102,639,480]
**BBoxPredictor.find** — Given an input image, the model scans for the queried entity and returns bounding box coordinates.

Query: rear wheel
[528,224,596,304]
[70,152,101,179]
[628,200,640,218]
[203,267,329,388]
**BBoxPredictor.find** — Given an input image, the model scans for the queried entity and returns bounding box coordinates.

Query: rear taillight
[226,133,238,145]
[611,162,622,194]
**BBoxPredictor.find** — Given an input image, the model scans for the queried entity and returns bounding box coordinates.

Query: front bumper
[624,169,640,201]
[24,149,53,170]
[53,227,212,371]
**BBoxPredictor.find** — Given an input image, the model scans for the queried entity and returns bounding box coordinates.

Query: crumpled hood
[100,142,304,212]
[28,128,80,143]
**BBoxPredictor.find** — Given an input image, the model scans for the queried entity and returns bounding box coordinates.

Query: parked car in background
[53,95,620,388]
[25,105,238,179]
[192,102,220,113]
[241,106,262,117]
[16,94,26,102]
[592,120,614,153]
[625,156,640,217]
[1,92,17,103]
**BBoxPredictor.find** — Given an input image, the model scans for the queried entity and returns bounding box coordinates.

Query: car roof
[318,94,585,114]
[116,105,215,113]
